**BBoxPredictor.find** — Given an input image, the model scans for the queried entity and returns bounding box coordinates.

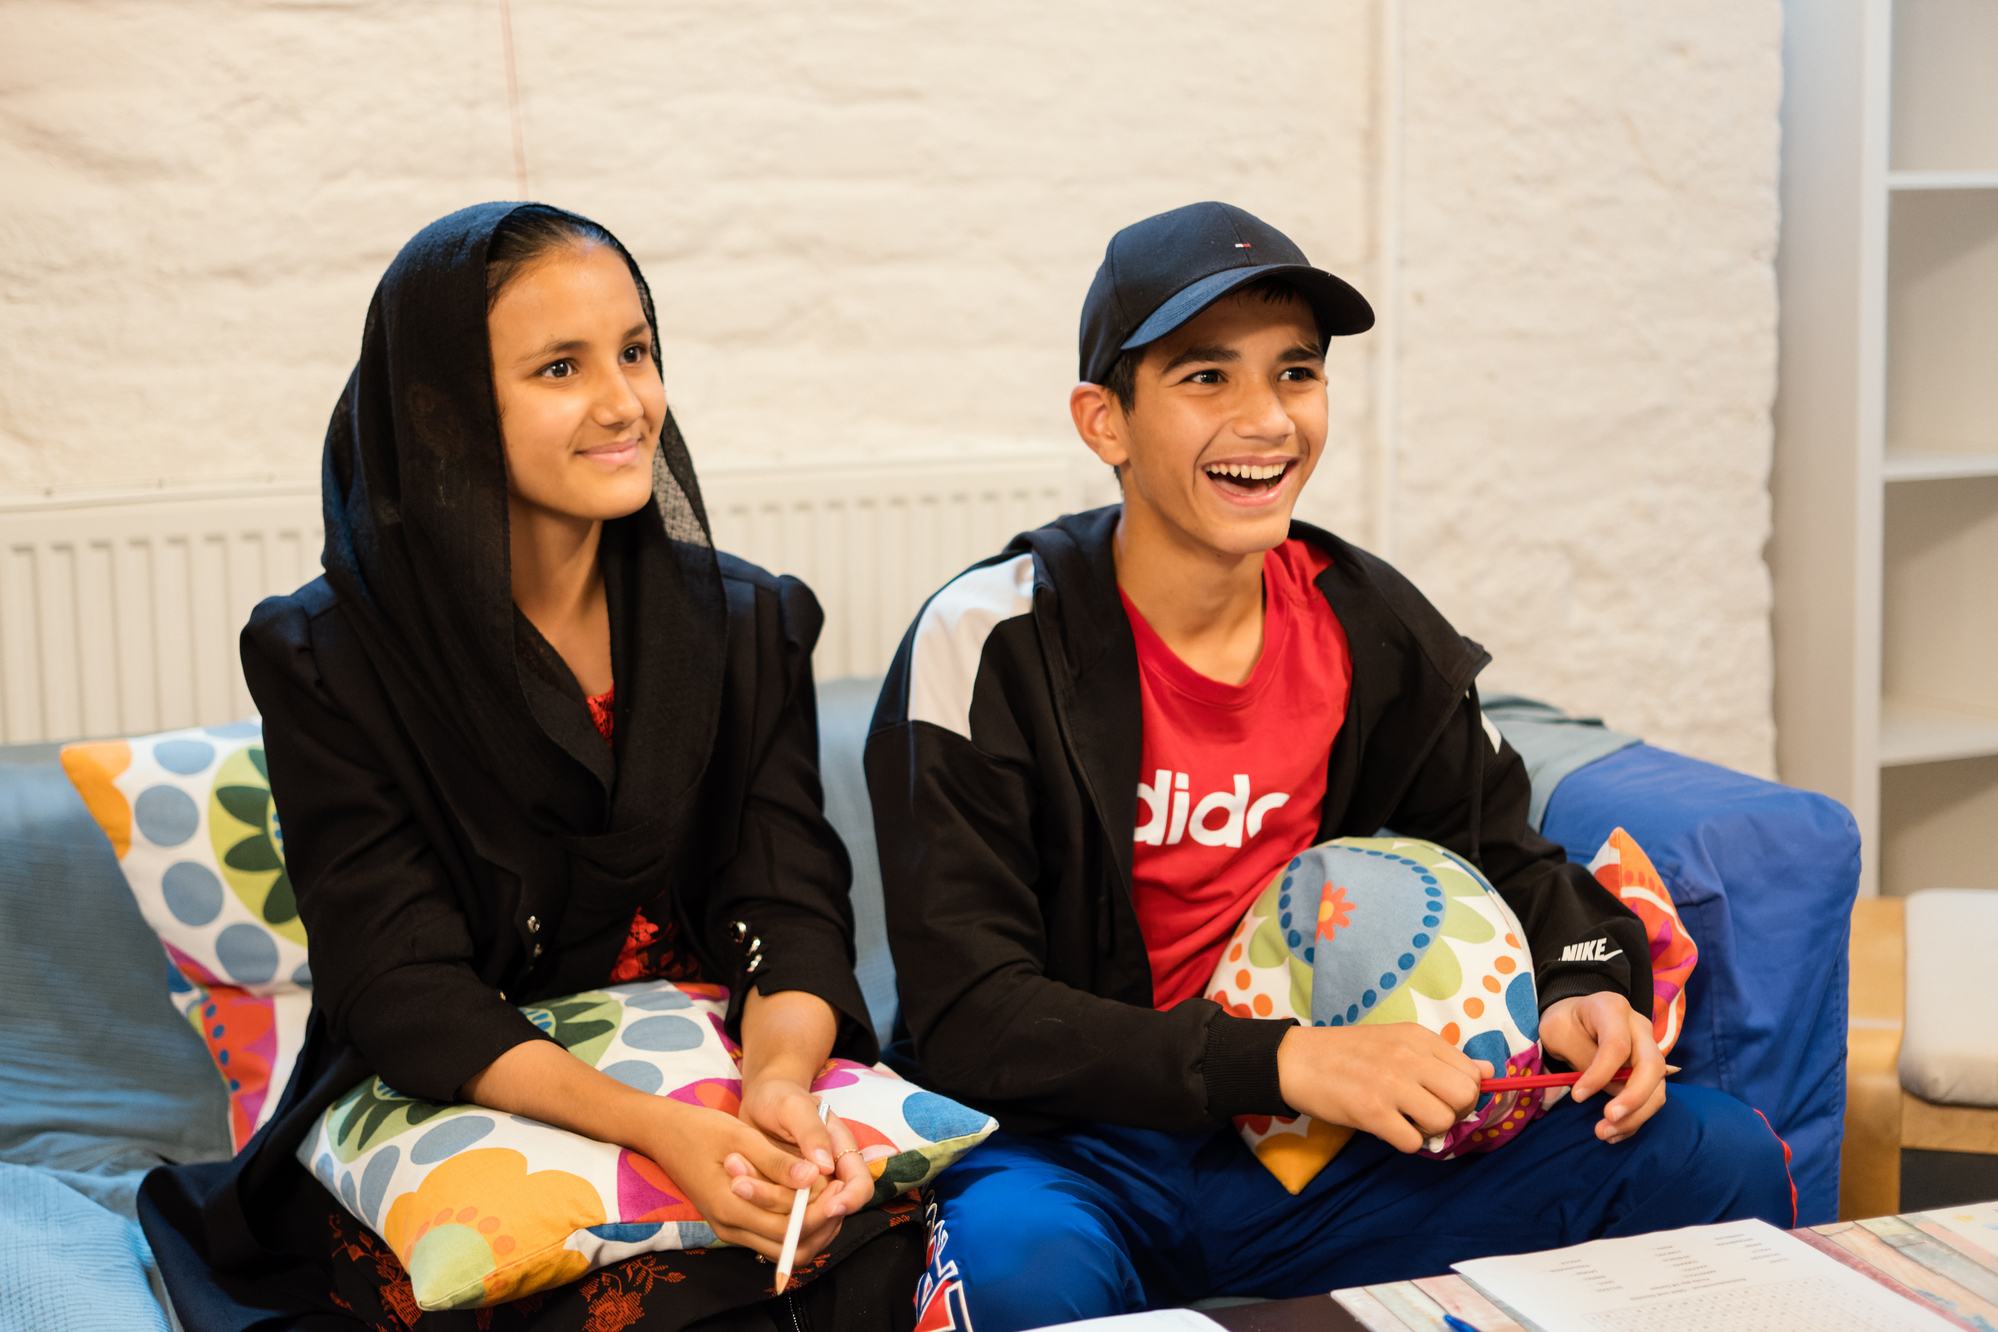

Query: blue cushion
[0,748,232,1189]
[1542,743,1859,1225]
[0,745,235,1329]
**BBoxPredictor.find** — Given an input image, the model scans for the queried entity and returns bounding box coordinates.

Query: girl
[140,204,918,1331]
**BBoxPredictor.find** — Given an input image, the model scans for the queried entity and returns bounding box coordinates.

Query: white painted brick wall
[1391,1,1782,774]
[0,0,1781,776]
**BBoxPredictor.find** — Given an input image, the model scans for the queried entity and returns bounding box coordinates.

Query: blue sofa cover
[1538,743,1859,1224]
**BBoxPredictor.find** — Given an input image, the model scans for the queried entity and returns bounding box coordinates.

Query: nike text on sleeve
[1557,938,1624,963]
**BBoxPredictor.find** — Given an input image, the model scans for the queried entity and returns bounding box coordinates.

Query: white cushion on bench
[1901,888,1998,1108]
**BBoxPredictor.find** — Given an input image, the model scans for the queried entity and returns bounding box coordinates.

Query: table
[1140,1206,1998,1331]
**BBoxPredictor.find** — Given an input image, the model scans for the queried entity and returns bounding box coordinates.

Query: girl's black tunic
[137,203,919,1331]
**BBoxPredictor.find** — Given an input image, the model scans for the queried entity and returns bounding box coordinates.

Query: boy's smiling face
[1073,289,1326,561]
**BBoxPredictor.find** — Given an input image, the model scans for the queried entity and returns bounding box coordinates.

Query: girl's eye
[622,343,647,365]
[542,359,575,380]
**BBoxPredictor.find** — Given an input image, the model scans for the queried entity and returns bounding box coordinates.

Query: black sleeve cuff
[1534,970,1623,1014]
[1535,915,1653,1020]
[345,964,554,1102]
[1201,1012,1298,1122]
[718,913,879,1065]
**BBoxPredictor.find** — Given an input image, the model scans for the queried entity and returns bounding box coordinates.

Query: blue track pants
[919,1085,1794,1332]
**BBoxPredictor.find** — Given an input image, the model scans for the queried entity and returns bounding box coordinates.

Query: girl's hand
[634,1097,845,1261]
[738,1077,877,1220]
[729,987,872,1265]
[456,1036,854,1261]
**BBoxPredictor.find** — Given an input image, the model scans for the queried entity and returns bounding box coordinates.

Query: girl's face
[487,243,664,525]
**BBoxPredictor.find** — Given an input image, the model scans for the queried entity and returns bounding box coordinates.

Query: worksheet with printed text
[1452,1219,1961,1332]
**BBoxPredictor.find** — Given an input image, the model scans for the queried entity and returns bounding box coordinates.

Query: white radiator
[0,455,1096,745]
[0,488,325,745]
[703,455,1095,682]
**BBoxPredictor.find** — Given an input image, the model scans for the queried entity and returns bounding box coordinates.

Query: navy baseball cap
[1078,201,1374,385]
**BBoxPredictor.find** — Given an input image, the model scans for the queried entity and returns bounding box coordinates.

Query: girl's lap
[323,1192,927,1331]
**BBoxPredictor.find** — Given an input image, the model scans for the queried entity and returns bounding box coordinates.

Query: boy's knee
[935,1171,1140,1331]
[969,1205,1125,1284]
[1650,1086,1794,1223]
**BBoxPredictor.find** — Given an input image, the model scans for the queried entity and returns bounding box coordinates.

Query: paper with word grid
[1452,1219,1960,1331]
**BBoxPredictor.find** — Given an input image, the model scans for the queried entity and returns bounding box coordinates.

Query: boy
[866,202,1792,1331]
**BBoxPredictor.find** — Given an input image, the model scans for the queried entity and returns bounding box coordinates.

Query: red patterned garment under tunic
[587,687,703,987]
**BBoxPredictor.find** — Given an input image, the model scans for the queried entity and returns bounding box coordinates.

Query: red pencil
[1478,1064,1677,1092]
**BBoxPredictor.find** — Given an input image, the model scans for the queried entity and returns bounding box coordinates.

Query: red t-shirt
[1123,539,1352,1009]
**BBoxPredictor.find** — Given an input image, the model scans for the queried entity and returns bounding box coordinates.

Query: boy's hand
[1539,992,1667,1144]
[1275,1023,1492,1153]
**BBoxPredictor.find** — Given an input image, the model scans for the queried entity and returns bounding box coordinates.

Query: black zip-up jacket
[864,507,1650,1135]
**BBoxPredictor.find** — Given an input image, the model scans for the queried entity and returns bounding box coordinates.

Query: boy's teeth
[1206,462,1288,480]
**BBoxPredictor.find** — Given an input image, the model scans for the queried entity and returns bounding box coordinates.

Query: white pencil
[772,1099,832,1295]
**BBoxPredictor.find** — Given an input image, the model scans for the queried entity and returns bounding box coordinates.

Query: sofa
[0,683,1859,1330]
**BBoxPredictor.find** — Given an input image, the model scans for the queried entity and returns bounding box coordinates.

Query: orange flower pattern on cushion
[1316,885,1353,940]
[382,1148,603,1309]
[58,724,313,1154]
[1588,826,1697,1055]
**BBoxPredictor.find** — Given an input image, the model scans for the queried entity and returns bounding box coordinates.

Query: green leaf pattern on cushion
[865,1140,981,1208]
[1359,978,1417,1025]
[327,994,621,1163]
[1407,927,1464,999]
[1248,910,1288,969]
[331,1077,475,1163]
[1288,959,1313,1021]
[1439,894,1495,945]
[208,746,304,945]
[520,993,620,1067]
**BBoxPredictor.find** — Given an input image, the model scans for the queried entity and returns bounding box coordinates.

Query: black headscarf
[319,202,726,952]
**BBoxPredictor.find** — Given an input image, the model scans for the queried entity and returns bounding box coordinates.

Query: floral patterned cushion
[1588,827,1698,1054]
[1205,830,1694,1194]
[297,977,996,1312]
[60,720,309,1150]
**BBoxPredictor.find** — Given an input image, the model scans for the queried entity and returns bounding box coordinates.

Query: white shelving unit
[1773,0,1998,898]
